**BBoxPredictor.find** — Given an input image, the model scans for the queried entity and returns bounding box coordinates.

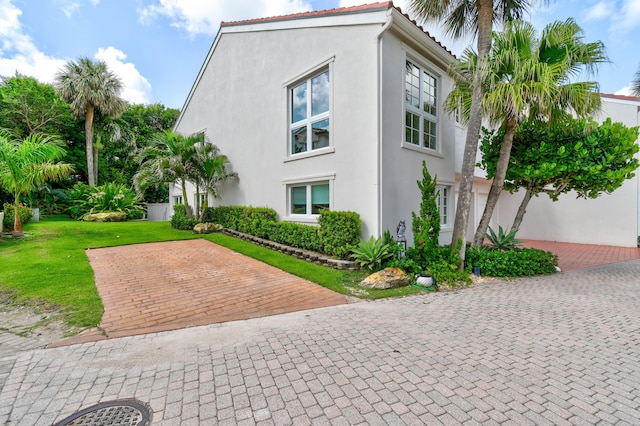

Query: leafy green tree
[55,57,126,186]
[408,0,552,267]
[479,117,639,232]
[0,131,73,235]
[134,130,201,218]
[0,75,73,139]
[632,64,640,96]
[411,161,440,255]
[448,19,606,247]
[187,141,238,220]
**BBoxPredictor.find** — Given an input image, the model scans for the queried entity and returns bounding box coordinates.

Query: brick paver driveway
[2,260,639,424]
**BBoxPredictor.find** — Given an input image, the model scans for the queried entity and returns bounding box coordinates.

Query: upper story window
[290,70,330,155]
[405,60,438,151]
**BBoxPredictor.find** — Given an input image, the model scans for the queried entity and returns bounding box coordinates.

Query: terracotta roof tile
[220,1,453,57]
[601,93,640,102]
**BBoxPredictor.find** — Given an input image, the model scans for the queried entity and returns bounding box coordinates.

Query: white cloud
[138,0,313,36]
[614,85,633,96]
[584,1,613,21]
[95,47,153,105]
[0,0,66,82]
[611,0,640,32]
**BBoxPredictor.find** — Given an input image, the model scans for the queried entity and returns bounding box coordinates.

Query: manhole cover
[54,399,151,426]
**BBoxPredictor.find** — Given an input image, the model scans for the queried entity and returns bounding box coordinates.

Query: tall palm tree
[187,142,238,221]
[0,131,73,236]
[446,19,606,247]
[632,64,640,96]
[134,130,201,218]
[408,0,551,267]
[55,57,126,186]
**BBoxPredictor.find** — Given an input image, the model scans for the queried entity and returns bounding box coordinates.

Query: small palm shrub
[170,204,199,230]
[486,225,521,251]
[68,182,145,220]
[350,236,395,271]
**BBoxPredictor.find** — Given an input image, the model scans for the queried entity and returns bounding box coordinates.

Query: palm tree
[632,64,640,96]
[446,19,606,247]
[134,130,201,218]
[0,131,73,236]
[55,57,126,186]
[408,0,552,267]
[187,142,238,221]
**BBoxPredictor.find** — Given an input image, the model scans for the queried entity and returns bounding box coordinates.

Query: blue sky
[1,0,638,109]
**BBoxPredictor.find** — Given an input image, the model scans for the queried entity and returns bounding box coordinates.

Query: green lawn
[0,216,420,332]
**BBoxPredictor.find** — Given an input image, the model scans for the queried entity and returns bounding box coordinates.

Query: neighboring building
[468,94,640,247]
[172,2,460,245]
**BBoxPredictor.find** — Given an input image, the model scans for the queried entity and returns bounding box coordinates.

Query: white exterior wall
[379,25,457,246]
[174,17,386,237]
[492,95,640,247]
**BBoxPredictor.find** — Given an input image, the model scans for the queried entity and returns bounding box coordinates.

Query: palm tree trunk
[510,188,533,234]
[13,193,23,237]
[180,179,192,219]
[451,1,494,268]
[473,118,518,247]
[85,104,96,186]
[93,144,99,185]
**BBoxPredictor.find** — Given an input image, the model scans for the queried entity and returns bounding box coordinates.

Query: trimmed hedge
[466,247,558,277]
[202,206,361,259]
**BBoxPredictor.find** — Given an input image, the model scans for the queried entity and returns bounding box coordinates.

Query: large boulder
[83,212,127,222]
[359,267,409,289]
[193,222,223,234]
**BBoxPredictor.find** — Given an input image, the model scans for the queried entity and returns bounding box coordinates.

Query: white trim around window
[285,57,335,159]
[283,173,335,223]
[436,184,452,228]
[403,56,442,154]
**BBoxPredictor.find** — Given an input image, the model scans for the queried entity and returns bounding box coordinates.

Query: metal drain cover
[54,399,151,426]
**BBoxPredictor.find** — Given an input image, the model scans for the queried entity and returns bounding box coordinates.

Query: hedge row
[202,206,361,259]
[466,247,558,277]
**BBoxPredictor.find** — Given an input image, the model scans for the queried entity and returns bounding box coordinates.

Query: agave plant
[350,236,395,271]
[485,225,521,251]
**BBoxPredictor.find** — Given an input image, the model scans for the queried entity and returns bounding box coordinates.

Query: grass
[0,216,421,332]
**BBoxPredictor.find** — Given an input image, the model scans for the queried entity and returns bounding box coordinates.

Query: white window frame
[404,58,440,152]
[283,173,335,222]
[436,185,451,227]
[173,195,183,205]
[288,182,330,216]
[286,59,334,159]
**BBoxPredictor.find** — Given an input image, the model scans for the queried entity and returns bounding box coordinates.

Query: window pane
[291,187,307,214]
[291,82,307,123]
[311,71,330,116]
[311,184,330,214]
[406,111,420,145]
[405,61,420,109]
[311,119,330,150]
[422,70,437,116]
[291,126,307,154]
[423,118,437,150]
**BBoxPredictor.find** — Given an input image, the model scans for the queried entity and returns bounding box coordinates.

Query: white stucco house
[172,2,460,245]
[172,2,640,248]
[468,93,640,247]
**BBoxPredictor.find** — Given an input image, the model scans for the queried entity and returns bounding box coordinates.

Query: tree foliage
[0,132,73,235]
[411,160,441,254]
[632,64,640,97]
[479,117,640,231]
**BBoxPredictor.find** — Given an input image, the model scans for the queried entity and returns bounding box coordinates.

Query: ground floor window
[436,185,449,226]
[290,182,330,215]
[173,195,183,205]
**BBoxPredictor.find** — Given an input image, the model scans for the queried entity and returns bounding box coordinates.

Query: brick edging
[221,229,359,271]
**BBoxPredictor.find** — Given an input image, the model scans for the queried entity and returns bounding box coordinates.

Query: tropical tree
[632,64,640,96]
[408,0,552,267]
[479,117,639,232]
[134,130,201,218]
[0,131,73,236]
[187,142,238,221]
[446,19,606,247]
[55,57,126,186]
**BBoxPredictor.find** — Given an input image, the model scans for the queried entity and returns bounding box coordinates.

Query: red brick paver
[522,239,640,271]
[85,239,347,339]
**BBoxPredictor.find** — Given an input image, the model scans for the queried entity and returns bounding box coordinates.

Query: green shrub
[171,204,199,230]
[466,247,558,277]
[318,210,361,259]
[426,260,471,287]
[3,203,33,229]
[202,206,277,238]
[67,182,145,220]
[264,221,323,252]
[350,236,395,271]
[485,225,521,251]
